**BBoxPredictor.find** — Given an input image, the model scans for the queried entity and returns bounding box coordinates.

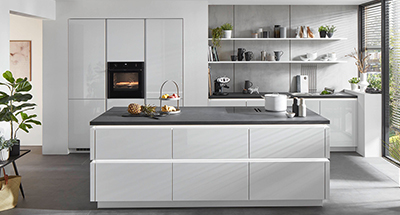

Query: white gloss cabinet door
[250,162,325,200]
[173,163,248,201]
[208,99,247,107]
[320,100,357,147]
[107,19,144,61]
[68,100,105,148]
[250,127,325,158]
[96,163,172,201]
[68,19,105,99]
[146,19,182,99]
[305,99,320,114]
[95,127,172,159]
[173,127,248,159]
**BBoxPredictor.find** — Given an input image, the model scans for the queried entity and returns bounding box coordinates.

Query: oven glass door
[108,70,144,98]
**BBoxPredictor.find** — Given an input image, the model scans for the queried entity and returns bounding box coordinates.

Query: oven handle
[108,68,143,72]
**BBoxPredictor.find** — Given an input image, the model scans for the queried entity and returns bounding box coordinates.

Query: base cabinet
[95,163,172,201]
[173,163,248,201]
[250,162,326,200]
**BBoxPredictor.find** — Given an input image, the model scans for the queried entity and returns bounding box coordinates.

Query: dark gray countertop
[90,107,330,125]
[209,92,357,99]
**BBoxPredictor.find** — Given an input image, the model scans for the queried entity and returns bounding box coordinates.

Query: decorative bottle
[292,97,299,117]
[299,98,307,117]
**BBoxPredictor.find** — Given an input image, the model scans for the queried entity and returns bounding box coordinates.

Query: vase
[1,148,9,161]
[351,83,358,91]
[327,32,334,38]
[319,31,326,38]
[358,73,369,92]
[223,30,232,39]
[10,139,20,156]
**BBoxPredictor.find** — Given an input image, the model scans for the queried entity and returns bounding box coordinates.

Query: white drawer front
[95,128,172,159]
[173,163,248,201]
[250,162,326,200]
[96,163,172,201]
[173,128,248,159]
[250,127,325,158]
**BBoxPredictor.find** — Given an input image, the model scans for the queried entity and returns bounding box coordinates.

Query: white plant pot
[351,83,358,91]
[223,30,232,39]
[1,148,9,161]
[358,73,369,92]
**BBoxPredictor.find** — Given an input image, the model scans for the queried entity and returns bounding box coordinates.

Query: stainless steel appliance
[213,76,230,96]
[107,62,144,98]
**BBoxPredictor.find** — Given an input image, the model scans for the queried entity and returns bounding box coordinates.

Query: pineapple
[141,104,156,115]
[127,103,141,115]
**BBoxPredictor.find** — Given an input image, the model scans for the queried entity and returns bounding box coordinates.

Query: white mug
[328,52,336,59]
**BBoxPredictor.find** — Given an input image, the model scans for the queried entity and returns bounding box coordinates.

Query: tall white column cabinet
[68,19,106,150]
[106,19,145,62]
[145,19,183,101]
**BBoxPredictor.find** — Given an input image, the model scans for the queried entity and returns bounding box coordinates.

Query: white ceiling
[208,0,373,5]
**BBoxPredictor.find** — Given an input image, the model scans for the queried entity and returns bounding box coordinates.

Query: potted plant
[326,25,337,38]
[211,27,223,48]
[318,26,328,38]
[346,48,371,92]
[0,135,13,161]
[0,70,41,156]
[348,77,360,91]
[221,23,233,39]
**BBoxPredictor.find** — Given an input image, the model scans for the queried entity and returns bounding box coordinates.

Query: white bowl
[286,112,295,118]
[299,55,309,61]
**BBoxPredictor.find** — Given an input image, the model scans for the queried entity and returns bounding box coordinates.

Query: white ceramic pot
[351,83,358,91]
[223,30,232,39]
[359,73,369,92]
[263,94,287,112]
[1,148,9,161]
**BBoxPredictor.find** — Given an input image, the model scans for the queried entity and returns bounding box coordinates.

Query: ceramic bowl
[286,112,296,118]
[299,55,309,61]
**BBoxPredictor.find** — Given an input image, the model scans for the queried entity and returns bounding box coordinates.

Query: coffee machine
[213,76,230,95]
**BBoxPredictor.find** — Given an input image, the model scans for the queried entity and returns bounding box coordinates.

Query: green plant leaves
[3,71,15,84]
[16,78,32,92]
[26,119,41,125]
[13,93,32,102]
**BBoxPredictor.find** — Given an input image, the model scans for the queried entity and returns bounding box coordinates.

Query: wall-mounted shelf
[208,61,347,64]
[208,38,347,41]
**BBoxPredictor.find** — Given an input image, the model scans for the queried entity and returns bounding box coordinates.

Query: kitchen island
[90,107,330,208]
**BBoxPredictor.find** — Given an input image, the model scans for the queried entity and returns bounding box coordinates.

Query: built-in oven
[107,62,144,98]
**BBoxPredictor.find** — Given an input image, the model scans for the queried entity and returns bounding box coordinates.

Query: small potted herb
[211,27,223,48]
[318,26,328,38]
[326,25,337,38]
[0,136,13,161]
[348,77,360,91]
[221,23,233,39]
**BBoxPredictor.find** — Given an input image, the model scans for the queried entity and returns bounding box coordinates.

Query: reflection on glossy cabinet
[173,163,248,201]
[68,100,105,148]
[95,163,172,201]
[320,99,357,147]
[107,19,144,61]
[68,19,105,99]
[146,19,183,99]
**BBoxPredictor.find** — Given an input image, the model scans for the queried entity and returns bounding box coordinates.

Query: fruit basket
[159,80,181,114]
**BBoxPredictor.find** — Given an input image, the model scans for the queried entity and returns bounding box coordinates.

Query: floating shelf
[208,61,347,64]
[208,38,347,41]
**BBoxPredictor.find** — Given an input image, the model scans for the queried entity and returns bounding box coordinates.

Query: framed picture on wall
[10,40,32,81]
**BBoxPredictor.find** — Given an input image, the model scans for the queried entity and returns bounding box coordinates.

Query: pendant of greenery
[211,27,223,48]
[0,71,41,145]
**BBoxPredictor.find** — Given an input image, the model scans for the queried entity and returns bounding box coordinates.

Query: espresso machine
[213,76,230,95]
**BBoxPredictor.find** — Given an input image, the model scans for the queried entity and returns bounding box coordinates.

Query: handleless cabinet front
[173,127,248,159]
[107,19,144,61]
[95,127,172,159]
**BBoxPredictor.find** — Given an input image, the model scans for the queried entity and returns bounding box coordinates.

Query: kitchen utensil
[296,75,309,93]
[261,51,267,61]
[213,76,230,95]
[262,93,288,112]
[237,48,246,61]
[306,52,317,61]
[263,31,270,38]
[274,51,284,61]
[286,112,295,118]
[257,28,263,38]
[274,25,281,38]
[267,53,275,61]
[231,55,237,61]
[280,27,286,38]
[244,80,253,90]
[245,51,254,61]
[251,33,258,38]
[299,55,309,61]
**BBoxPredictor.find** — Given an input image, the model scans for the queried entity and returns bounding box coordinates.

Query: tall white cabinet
[68,19,106,149]
[106,19,145,62]
[146,19,183,101]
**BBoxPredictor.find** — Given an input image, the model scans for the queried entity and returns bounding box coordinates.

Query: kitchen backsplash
[208,5,358,93]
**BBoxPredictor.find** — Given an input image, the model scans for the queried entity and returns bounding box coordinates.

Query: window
[364,2,382,73]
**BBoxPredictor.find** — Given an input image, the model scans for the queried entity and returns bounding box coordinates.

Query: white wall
[0,0,55,142]
[42,0,209,154]
[9,14,43,146]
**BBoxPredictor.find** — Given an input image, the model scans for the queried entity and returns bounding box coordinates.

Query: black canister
[274,25,281,38]
[237,48,246,61]
[292,97,299,117]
